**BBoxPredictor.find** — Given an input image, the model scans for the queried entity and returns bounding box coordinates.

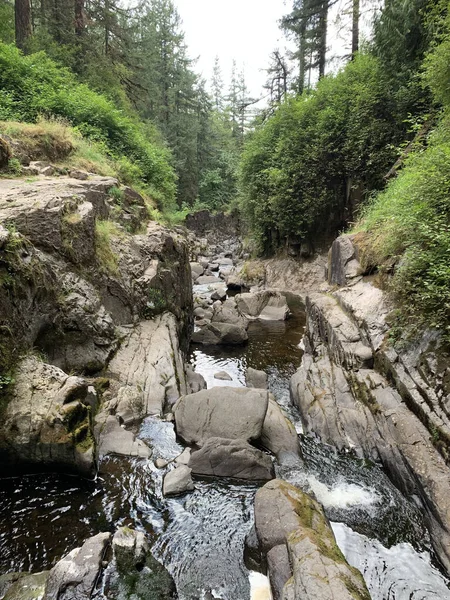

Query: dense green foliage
[240,54,398,253]
[356,6,450,339]
[0,42,176,207]
[0,0,242,211]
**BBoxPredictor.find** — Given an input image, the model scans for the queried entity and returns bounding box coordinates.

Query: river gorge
[0,175,450,600]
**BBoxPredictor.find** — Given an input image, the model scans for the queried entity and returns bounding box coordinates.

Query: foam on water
[306,475,378,510]
[332,522,450,600]
[249,572,273,600]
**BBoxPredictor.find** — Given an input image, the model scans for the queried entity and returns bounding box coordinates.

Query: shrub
[0,42,176,209]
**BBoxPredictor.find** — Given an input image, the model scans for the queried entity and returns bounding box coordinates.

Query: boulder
[115,385,144,426]
[163,465,195,496]
[174,387,269,446]
[246,367,268,389]
[261,398,301,462]
[236,291,290,321]
[0,356,95,477]
[185,366,207,394]
[189,437,274,481]
[191,322,248,345]
[267,545,291,600]
[190,262,204,279]
[112,527,148,572]
[211,287,227,302]
[196,275,220,285]
[327,235,362,287]
[44,532,111,600]
[253,480,370,600]
[175,448,191,465]
[95,414,151,459]
[211,301,249,330]
[214,371,232,381]
[107,314,187,416]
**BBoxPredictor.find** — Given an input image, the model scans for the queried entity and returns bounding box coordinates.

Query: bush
[0,43,176,209]
[239,53,399,253]
[355,117,450,339]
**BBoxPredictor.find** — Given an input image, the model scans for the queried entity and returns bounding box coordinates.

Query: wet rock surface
[292,233,450,572]
[253,480,370,600]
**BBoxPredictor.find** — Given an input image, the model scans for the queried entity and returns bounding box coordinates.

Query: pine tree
[211,56,224,111]
[15,0,32,50]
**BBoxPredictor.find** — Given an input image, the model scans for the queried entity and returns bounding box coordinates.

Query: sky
[173,0,381,100]
[173,0,291,100]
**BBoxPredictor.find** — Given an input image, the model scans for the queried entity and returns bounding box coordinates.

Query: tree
[15,0,32,50]
[211,55,224,111]
[264,50,290,106]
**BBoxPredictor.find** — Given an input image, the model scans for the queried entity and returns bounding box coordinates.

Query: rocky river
[1,176,450,600]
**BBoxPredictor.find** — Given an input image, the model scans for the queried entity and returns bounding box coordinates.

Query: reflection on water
[333,522,450,600]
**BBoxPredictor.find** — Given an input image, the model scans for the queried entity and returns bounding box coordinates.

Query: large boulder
[95,413,152,459]
[327,234,362,287]
[253,480,370,600]
[107,313,187,416]
[191,322,248,345]
[246,367,268,389]
[0,356,96,477]
[211,299,249,330]
[189,437,275,481]
[0,572,49,600]
[44,532,111,600]
[261,398,301,462]
[236,291,290,321]
[163,465,195,496]
[174,387,269,446]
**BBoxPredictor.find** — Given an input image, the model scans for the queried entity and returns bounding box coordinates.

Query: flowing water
[0,289,449,599]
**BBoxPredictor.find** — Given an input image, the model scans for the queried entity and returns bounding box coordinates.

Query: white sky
[174,0,291,100]
[173,0,381,100]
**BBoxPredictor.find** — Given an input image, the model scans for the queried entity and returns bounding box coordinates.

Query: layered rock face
[251,479,370,600]
[291,234,450,571]
[0,175,192,475]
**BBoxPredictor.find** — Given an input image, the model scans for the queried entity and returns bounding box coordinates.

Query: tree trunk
[75,0,84,36]
[15,0,32,51]
[351,0,360,57]
[317,0,328,79]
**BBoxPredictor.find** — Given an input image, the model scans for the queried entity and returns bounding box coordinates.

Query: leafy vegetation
[240,53,398,253]
[354,7,450,341]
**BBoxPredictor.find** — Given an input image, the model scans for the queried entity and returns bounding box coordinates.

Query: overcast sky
[173,0,381,100]
[174,0,291,100]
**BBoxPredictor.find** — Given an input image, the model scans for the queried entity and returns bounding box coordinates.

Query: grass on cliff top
[0,118,115,176]
[95,219,123,275]
[352,116,450,341]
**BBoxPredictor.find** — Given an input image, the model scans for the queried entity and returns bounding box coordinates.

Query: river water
[0,290,449,599]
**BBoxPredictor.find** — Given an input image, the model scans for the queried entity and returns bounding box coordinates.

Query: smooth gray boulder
[189,437,275,481]
[191,322,248,345]
[196,275,220,285]
[211,300,249,330]
[44,532,111,600]
[267,545,291,600]
[253,480,370,600]
[163,465,195,496]
[261,398,301,462]
[246,367,268,389]
[214,371,232,381]
[174,387,269,446]
[211,287,227,301]
[95,414,151,459]
[236,291,290,321]
[190,262,204,279]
